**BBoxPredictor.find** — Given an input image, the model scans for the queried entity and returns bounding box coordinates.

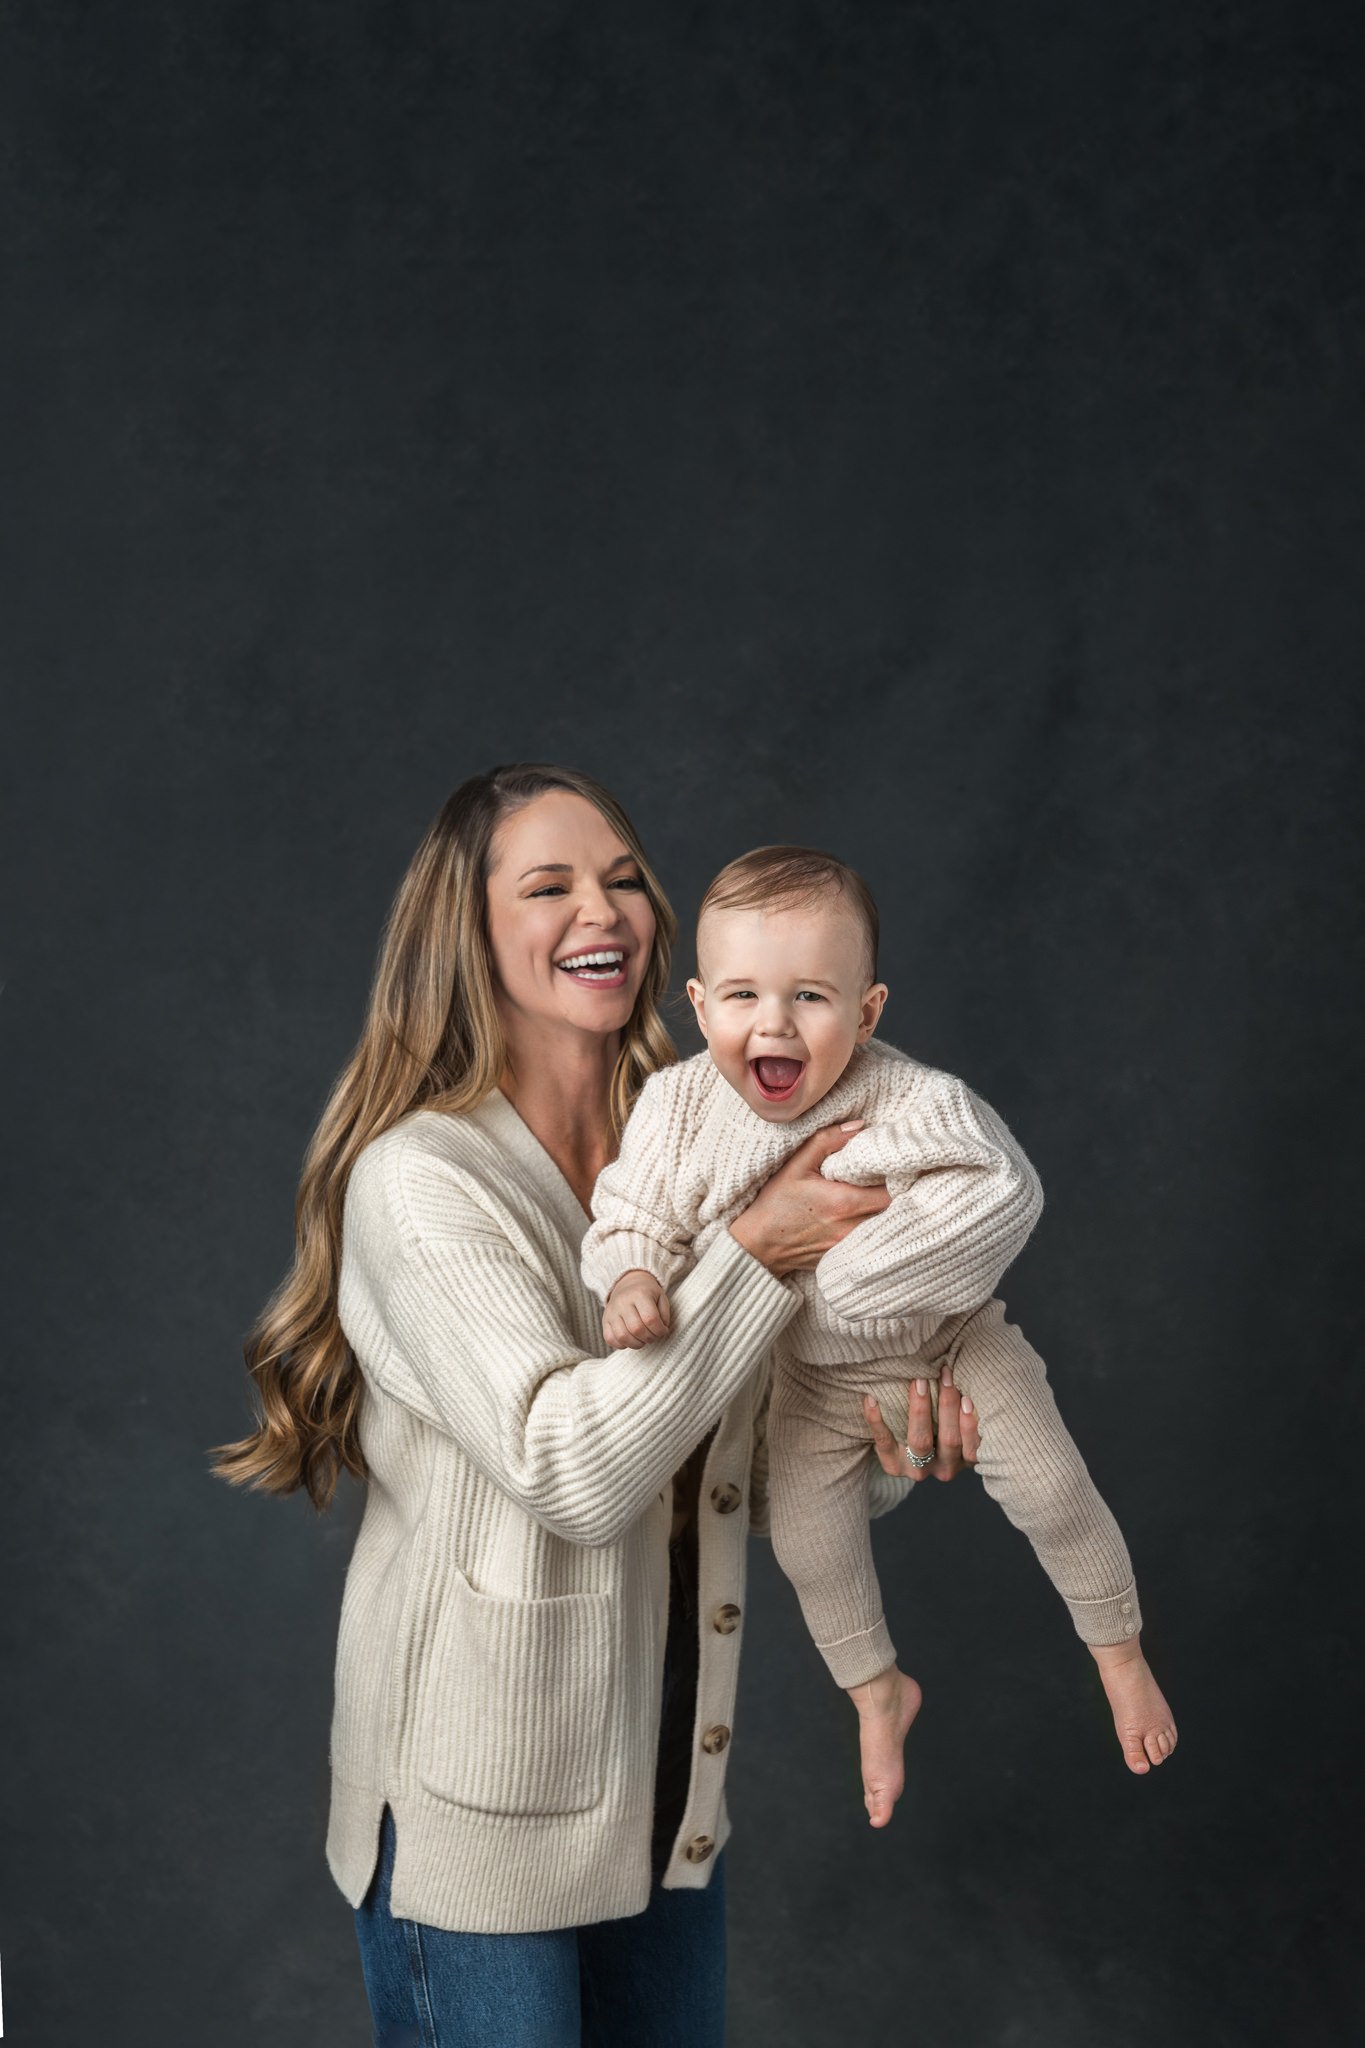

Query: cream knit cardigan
[324,1085,911,1934]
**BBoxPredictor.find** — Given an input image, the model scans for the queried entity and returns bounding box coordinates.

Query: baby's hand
[603,1270,674,1349]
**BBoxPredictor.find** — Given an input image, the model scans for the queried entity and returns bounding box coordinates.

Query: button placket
[668,1391,752,1877]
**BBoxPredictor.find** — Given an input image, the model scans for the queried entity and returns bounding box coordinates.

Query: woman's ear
[857,983,889,1041]
[685,978,710,1040]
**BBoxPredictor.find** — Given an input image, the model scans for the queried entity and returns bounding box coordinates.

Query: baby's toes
[864,1782,892,1828]
[1143,1729,1167,1766]
[1119,1726,1151,1774]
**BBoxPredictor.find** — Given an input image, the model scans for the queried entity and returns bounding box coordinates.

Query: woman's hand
[863,1362,980,1483]
[727,1120,891,1277]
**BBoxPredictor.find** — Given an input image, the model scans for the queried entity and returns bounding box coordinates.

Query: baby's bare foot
[1090,1641,1178,1774]
[846,1664,923,1826]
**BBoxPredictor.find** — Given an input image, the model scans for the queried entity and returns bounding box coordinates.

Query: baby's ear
[685,978,709,1037]
[857,982,890,1040]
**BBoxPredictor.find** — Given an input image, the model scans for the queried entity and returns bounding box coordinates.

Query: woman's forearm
[356,1223,800,1545]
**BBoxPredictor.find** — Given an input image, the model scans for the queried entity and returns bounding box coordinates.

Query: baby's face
[685,894,888,1122]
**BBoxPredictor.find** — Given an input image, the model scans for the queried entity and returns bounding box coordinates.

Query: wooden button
[712,1603,741,1634]
[710,1481,741,1514]
[684,1835,715,1863]
[701,1724,730,1754]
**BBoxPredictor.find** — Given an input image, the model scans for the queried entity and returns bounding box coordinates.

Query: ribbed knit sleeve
[813,1069,1045,1323]
[579,1068,698,1301]
[339,1141,799,1548]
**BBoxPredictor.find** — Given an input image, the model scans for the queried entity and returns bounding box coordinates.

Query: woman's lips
[750,1056,805,1101]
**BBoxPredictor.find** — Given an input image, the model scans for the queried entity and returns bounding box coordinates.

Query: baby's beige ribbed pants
[767,1297,1140,1690]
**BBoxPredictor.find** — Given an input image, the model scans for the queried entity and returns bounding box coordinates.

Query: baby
[581,844,1177,1827]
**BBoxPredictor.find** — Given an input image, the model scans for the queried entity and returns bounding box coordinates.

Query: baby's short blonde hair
[696,845,879,986]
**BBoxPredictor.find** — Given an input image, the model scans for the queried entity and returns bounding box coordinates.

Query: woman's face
[484,790,658,1048]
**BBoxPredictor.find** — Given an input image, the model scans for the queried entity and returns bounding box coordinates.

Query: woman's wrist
[727,1210,784,1276]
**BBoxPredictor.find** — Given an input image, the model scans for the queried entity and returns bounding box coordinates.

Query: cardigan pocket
[415,1569,615,1816]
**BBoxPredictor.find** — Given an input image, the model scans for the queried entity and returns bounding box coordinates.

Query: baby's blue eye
[795,991,825,1001]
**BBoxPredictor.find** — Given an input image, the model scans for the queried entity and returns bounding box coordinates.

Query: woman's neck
[497,1026,619,1207]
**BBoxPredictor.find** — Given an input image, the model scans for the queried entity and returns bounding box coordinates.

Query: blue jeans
[353,1802,727,2046]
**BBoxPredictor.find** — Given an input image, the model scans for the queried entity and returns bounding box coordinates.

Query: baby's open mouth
[750,1056,805,1101]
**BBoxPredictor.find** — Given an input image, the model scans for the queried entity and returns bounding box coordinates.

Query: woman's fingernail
[962,1396,973,1413]
[840,1119,865,1131]
[915,1377,927,1395]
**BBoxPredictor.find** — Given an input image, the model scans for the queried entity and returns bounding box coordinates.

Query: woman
[212,762,978,2046]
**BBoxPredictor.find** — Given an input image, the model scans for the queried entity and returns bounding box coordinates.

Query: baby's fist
[603,1270,674,1349]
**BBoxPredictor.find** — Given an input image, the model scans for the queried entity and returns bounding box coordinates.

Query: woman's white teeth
[557,950,625,977]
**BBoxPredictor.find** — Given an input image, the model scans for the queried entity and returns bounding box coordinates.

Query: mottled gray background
[2,2,1361,2043]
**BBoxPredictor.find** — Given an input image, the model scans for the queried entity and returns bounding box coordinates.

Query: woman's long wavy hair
[208,763,679,1511]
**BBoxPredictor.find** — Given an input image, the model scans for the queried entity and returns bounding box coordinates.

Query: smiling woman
[209,761,920,2046]
[484,793,662,1201]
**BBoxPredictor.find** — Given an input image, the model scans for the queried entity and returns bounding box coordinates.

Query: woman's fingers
[959,1385,980,1467]
[793,1123,892,1220]
[934,1364,963,1478]
[863,1395,915,1478]
[905,1377,937,1474]
[866,1381,938,1480]
[866,1365,980,1482]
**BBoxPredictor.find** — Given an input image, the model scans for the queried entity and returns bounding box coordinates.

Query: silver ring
[903,1443,935,1469]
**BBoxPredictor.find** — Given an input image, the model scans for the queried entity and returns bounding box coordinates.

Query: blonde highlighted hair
[208,763,678,1510]
[697,844,879,984]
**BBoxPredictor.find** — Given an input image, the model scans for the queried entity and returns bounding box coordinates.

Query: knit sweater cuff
[1064,1578,1143,1646]
[582,1230,686,1300]
[814,1616,898,1690]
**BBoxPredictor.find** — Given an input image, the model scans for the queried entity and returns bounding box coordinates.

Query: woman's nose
[574,887,622,929]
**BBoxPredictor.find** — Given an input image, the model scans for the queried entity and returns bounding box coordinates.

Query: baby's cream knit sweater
[582,1036,1045,1359]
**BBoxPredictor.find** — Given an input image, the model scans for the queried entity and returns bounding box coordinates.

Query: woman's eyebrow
[517,855,638,881]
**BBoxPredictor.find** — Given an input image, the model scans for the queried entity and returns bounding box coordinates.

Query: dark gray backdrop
[2,3,1361,2043]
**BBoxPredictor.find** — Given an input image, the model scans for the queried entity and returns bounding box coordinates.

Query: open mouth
[750,1056,805,1102]
[554,948,629,987]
